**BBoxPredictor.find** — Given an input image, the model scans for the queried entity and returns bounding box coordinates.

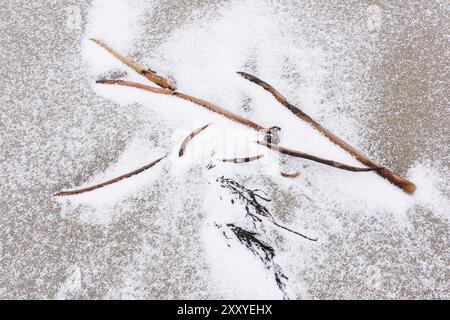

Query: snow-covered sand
[0,0,448,299]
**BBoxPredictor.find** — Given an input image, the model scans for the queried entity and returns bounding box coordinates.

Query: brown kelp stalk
[258,141,380,172]
[54,156,166,196]
[90,38,176,90]
[238,71,416,193]
[97,79,265,131]
[179,123,211,157]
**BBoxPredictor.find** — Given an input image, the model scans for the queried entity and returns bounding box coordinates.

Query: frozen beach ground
[0,0,448,299]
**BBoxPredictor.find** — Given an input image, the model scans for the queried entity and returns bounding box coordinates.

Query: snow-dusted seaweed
[238,71,417,193]
[217,176,317,242]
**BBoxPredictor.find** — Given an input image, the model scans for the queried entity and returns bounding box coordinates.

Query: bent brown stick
[258,141,380,172]
[281,172,301,178]
[238,71,416,193]
[221,154,265,163]
[97,79,265,131]
[90,38,176,90]
[179,123,211,157]
[54,156,166,196]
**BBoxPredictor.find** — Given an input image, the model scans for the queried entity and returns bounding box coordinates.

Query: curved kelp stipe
[54,156,166,196]
[280,172,301,178]
[179,123,211,157]
[258,141,380,172]
[238,71,416,193]
[96,80,265,131]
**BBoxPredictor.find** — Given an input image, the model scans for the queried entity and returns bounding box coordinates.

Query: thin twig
[258,141,380,172]
[218,176,274,221]
[280,172,301,178]
[238,71,416,193]
[272,221,317,242]
[54,156,166,196]
[221,154,264,163]
[90,38,176,90]
[206,161,216,170]
[179,123,211,157]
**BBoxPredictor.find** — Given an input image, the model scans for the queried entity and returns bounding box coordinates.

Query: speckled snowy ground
[0,0,449,299]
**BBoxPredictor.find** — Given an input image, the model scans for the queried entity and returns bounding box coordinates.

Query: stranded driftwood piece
[97,80,376,173]
[238,71,416,194]
[179,123,211,157]
[258,141,380,173]
[221,154,265,163]
[54,156,166,196]
[90,38,176,91]
[281,172,301,178]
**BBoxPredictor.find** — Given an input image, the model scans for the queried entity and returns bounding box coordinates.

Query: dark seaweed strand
[226,223,289,299]
[217,176,274,222]
[237,71,417,194]
[218,176,317,241]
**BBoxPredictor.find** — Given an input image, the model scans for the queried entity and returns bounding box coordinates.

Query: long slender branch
[90,38,176,90]
[54,156,166,196]
[238,71,417,193]
[223,223,290,299]
[97,79,265,131]
[258,141,380,172]
[272,221,317,241]
[179,123,211,157]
